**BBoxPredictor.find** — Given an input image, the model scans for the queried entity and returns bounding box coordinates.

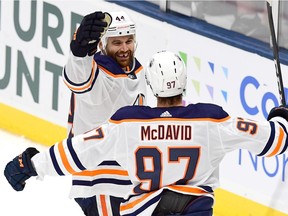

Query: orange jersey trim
[100,195,108,216]
[138,94,144,105]
[109,116,231,124]
[64,60,97,92]
[99,65,143,78]
[74,169,129,176]
[120,192,153,211]
[267,127,284,157]
[58,141,76,174]
[167,185,212,195]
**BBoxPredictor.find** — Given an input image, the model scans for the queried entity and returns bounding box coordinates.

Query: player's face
[105,35,135,69]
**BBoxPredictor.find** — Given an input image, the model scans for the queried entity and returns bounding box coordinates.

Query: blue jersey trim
[111,103,229,122]
[257,121,275,156]
[49,145,65,176]
[67,138,86,170]
[123,194,161,216]
[94,52,142,75]
[278,122,288,154]
[72,178,132,186]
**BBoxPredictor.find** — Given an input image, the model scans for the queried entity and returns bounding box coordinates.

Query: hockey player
[64,11,146,215]
[4,50,288,215]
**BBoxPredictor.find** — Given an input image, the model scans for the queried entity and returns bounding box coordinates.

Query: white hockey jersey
[64,51,146,136]
[32,103,288,215]
[63,51,146,201]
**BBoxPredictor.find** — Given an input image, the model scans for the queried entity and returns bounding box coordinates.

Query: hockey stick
[266,0,286,105]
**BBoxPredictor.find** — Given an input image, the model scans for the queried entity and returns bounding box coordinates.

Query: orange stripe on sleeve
[64,60,97,92]
[58,141,77,174]
[267,127,284,157]
[74,169,129,176]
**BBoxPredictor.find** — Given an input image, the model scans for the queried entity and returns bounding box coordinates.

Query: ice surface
[0,129,83,216]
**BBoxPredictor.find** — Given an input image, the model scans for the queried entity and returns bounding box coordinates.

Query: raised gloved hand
[267,105,288,121]
[4,147,39,191]
[70,11,112,57]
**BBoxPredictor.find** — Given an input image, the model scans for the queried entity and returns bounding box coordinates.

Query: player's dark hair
[158,94,182,106]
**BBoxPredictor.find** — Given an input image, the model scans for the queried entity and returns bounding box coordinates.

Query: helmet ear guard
[145,50,187,98]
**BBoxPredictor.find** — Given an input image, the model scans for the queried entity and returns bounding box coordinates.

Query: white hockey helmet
[146,51,187,97]
[101,11,136,49]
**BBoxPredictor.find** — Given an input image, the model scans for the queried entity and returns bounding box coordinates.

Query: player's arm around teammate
[4,51,288,216]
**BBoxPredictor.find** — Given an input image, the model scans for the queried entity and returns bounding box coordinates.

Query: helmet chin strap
[124,41,137,74]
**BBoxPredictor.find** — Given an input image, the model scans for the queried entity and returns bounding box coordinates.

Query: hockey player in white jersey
[5,50,288,215]
[63,11,146,215]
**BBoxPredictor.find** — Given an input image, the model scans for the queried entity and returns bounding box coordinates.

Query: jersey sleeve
[32,122,125,179]
[62,52,98,93]
[218,116,288,157]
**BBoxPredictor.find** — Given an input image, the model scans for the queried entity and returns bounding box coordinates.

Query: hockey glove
[267,105,288,121]
[70,11,112,57]
[4,147,39,191]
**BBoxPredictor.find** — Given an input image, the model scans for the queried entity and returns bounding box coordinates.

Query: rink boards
[0,1,288,215]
